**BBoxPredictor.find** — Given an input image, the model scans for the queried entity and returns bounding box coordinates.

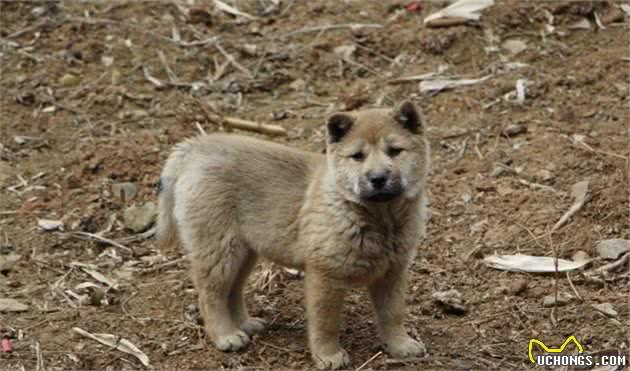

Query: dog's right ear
[326,113,354,143]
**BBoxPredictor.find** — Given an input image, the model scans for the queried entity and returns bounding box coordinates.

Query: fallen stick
[222,116,287,136]
[282,23,383,37]
[355,351,383,371]
[158,50,179,84]
[213,41,253,78]
[68,231,132,253]
[595,252,630,273]
[116,227,156,244]
[551,180,589,232]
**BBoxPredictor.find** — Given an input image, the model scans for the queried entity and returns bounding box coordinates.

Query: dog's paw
[386,336,426,358]
[312,349,350,370]
[216,330,250,352]
[240,317,266,335]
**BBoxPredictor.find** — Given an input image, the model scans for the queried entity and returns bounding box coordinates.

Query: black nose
[368,172,388,189]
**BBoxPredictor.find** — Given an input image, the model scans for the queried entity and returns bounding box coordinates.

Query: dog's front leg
[368,265,426,358]
[305,269,350,370]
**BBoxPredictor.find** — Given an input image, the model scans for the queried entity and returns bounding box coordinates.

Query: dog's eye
[349,152,365,161]
[387,147,404,157]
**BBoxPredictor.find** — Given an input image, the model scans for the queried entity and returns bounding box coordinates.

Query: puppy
[156,101,430,369]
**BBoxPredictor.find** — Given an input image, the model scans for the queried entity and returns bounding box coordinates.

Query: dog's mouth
[361,186,404,203]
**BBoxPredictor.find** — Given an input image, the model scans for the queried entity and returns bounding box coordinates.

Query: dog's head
[325,101,430,203]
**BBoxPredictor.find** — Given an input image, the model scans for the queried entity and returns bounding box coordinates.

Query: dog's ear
[395,101,423,134]
[326,113,354,143]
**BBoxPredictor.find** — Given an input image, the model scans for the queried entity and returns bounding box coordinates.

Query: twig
[214,41,253,78]
[7,19,51,39]
[595,252,630,273]
[116,226,156,244]
[355,351,383,371]
[136,257,187,274]
[143,66,165,88]
[195,122,207,135]
[222,116,287,136]
[67,231,133,253]
[68,16,217,47]
[158,50,179,84]
[199,106,287,136]
[35,341,44,371]
[551,180,589,232]
[282,23,383,37]
[518,178,559,194]
[565,272,583,301]
[214,0,258,20]
[342,58,380,77]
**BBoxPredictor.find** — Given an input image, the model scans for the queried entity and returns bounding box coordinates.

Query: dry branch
[67,231,132,253]
[282,23,383,37]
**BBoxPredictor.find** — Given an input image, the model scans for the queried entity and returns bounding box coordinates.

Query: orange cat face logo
[528,336,584,363]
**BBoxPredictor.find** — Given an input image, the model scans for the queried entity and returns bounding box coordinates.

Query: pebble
[502,124,527,137]
[59,73,79,87]
[112,182,138,202]
[124,202,157,233]
[542,293,571,307]
[508,278,528,296]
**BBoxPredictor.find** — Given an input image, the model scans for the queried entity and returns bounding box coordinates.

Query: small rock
[111,68,122,85]
[502,124,527,137]
[432,289,467,315]
[31,6,46,17]
[59,73,79,87]
[101,55,114,66]
[502,39,527,55]
[0,298,29,312]
[490,166,505,178]
[37,219,64,231]
[537,169,555,182]
[289,78,306,91]
[334,45,356,60]
[591,303,617,317]
[124,202,157,233]
[508,278,528,296]
[542,293,572,307]
[112,182,138,202]
[572,250,590,263]
[0,253,21,273]
[596,239,630,260]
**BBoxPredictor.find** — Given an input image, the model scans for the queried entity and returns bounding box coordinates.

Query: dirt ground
[1,1,629,370]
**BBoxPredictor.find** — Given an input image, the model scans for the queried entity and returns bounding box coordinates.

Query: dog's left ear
[395,101,423,134]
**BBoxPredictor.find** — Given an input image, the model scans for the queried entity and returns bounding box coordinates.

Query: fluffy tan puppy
[156,101,430,369]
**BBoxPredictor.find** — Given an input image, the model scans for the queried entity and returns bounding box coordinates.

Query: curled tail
[156,140,194,248]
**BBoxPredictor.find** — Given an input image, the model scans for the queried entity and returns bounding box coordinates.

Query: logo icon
[528,335,584,363]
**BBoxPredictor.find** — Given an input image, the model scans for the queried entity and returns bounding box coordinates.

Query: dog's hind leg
[182,222,252,352]
[228,251,266,335]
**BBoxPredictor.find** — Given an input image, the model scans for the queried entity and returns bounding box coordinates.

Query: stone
[59,73,79,87]
[112,182,138,202]
[124,202,157,233]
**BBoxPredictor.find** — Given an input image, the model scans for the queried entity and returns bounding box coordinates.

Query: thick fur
[157,101,430,369]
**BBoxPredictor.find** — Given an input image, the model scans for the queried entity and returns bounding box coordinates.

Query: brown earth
[1,1,629,370]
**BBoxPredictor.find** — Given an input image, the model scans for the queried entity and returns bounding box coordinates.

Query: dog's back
[156,134,318,262]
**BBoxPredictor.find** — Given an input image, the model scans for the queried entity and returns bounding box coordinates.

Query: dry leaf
[424,0,495,27]
[484,254,590,272]
[73,327,150,367]
[419,75,492,94]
